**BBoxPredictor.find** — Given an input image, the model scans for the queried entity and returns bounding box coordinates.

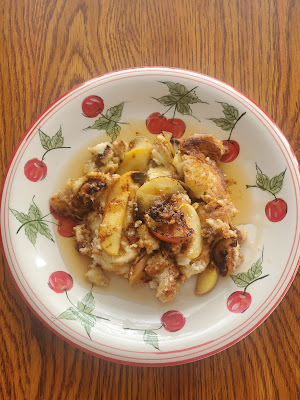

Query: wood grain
[0,0,299,399]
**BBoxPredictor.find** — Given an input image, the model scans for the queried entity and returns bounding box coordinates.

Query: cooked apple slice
[117,147,151,175]
[145,211,193,244]
[98,191,129,256]
[195,265,219,295]
[130,136,152,149]
[128,254,149,285]
[106,171,147,204]
[180,204,202,259]
[117,137,152,175]
[151,227,193,243]
[172,153,184,178]
[136,177,185,212]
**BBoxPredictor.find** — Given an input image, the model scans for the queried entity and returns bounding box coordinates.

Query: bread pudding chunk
[50,132,245,302]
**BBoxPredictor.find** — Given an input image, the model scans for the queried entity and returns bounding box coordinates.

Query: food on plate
[50,132,245,302]
[195,265,219,295]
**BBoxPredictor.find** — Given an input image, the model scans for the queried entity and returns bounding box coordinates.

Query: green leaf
[247,252,263,280]
[89,116,110,131]
[269,170,286,195]
[176,101,192,115]
[106,102,124,122]
[39,129,52,151]
[163,81,188,96]
[155,95,178,107]
[105,119,117,132]
[10,209,30,224]
[220,103,239,120]
[51,127,64,148]
[231,250,264,287]
[106,124,121,141]
[24,223,38,245]
[210,118,234,131]
[37,221,54,242]
[58,307,79,321]
[77,291,95,314]
[79,312,96,327]
[79,313,96,339]
[184,91,206,104]
[143,330,160,351]
[230,272,252,288]
[83,322,92,339]
[58,306,96,338]
[255,164,270,190]
[28,203,42,220]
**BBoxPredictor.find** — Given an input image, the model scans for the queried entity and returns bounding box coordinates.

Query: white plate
[1,67,299,366]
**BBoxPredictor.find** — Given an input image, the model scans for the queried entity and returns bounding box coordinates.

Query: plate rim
[1,66,299,366]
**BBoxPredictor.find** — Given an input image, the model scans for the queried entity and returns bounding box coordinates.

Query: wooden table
[0,0,299,398]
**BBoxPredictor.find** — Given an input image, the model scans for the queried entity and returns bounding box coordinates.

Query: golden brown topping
[179,133,225,162]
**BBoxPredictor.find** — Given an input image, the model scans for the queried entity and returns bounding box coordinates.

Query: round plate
[1,67,299,366]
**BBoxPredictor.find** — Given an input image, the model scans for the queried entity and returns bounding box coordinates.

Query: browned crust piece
[179,133,225,162]
[49,172,118,219]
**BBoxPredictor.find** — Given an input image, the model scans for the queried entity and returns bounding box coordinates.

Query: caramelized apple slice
[106,171,147,204]
[145,213,193,244]
[98,191,129,256]
[195,265,219,295]
[128,254,149,285]
[151,227,192,243]
[117,137,152,175]
[180,204,202,259]
[136,177,185,212]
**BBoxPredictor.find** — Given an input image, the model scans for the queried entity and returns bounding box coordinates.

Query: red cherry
[165,118,186,139]
[221,140,240,163]
[57,217,78,237]
[50,205,60,220]
[24,158,47,182]
[161,310,186,332]
[48,271,73,293]
[265,198,287,222]
[227,291,252,313]
[82,95,104,117]
[146,112,167,134]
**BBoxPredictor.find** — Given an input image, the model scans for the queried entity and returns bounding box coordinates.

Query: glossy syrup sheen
[53,125,256,302]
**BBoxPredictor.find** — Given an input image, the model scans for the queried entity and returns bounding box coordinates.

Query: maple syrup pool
[52,131,257,302]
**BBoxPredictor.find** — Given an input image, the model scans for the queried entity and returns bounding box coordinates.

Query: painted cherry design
[227,291,252,313]
[82,95,104,118]
[209,105,246,163]
[57,217,78,237]
[146,112,186,138]
[24,127,70,182]
[246,165,287,222]
[228,250,269,313]
[161,310,186,332]
[48,271,73,293]
[164,118,186,139]
[50,206,78,237]
[265,198,287,222]
[24,158,47,182]
[49,205,60,220]
[149,81,206,139]
[146,112,167,134]
[124,309,186,350]
[221,140,240,163]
